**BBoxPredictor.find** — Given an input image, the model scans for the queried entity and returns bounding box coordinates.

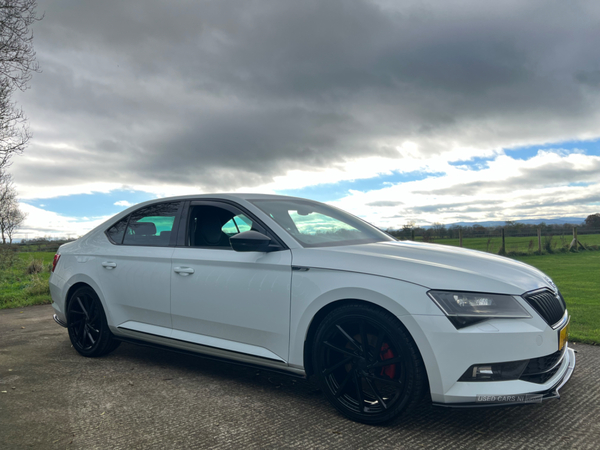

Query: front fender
[288,268,445,395]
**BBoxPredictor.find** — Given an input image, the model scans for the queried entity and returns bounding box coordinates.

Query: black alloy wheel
[313,304,426,424]
[67,286,120,357]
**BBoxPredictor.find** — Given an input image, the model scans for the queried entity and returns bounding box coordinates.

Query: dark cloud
[12,0,600,192]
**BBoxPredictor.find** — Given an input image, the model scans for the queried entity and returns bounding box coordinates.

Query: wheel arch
[302,298,428,389]
[62,275,112,325]
[65,282,94,312]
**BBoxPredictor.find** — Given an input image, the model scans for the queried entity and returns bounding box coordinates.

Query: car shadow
[100,340,575,439]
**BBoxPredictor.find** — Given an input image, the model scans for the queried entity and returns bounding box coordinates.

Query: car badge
[542,275,557,293]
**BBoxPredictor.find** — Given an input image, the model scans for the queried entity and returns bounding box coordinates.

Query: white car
[49,194,575,424]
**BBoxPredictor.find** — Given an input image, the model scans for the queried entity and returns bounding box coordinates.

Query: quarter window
[221,214,253,237]
[106,217,128,244]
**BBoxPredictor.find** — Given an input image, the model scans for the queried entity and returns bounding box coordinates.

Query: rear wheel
[67,286,120,357]
[312,304,426,424]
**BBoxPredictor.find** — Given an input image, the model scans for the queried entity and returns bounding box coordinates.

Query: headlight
[427,290,531,329]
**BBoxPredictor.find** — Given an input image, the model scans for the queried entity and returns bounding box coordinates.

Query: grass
[0,251,54,310]
[514,252,600,345]
[1,247,599,344]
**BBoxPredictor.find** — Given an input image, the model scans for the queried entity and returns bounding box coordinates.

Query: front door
[170,201,292,362]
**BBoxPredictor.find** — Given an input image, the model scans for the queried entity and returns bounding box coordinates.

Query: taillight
[52,254,61,272]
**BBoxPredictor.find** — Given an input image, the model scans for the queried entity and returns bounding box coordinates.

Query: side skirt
[113,327,307,379]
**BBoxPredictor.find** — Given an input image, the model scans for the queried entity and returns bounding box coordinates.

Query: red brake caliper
[380,343,396,379]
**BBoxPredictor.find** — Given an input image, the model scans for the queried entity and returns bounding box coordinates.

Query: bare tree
[0,0,41,168]
[0,169,26,243]
[5,202,25,242]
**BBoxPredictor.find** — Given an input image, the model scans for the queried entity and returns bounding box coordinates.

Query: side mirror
[230,230,272,252]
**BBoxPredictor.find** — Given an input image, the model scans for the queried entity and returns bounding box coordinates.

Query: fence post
[411,229,415,241]
[499,228,506,255]
[569,227,583,251]
[459,229,463,247]
[537,227,542,255]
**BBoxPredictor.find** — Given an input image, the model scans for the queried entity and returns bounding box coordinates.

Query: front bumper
[53,314,67,328]
[433,346,576,407]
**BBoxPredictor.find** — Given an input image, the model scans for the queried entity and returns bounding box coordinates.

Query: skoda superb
[49,194,575,424]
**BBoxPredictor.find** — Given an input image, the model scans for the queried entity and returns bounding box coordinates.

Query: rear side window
[106,202,181,247]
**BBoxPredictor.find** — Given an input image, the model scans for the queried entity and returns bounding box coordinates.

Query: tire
[66,286,121,357]
[312,303,426,424]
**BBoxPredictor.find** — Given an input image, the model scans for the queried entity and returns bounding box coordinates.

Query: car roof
[146,193,311,202]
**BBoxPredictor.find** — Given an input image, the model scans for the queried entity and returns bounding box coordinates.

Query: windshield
[250,199,394,248]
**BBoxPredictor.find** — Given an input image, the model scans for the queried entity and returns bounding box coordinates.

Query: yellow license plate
[559,317,570,350]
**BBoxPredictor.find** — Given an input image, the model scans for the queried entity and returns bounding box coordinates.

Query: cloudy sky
[10,0,600,239]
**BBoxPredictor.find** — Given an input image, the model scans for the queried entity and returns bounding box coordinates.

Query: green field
[425,233,600,254]
[0,251,53,309]
[1,248,598,344]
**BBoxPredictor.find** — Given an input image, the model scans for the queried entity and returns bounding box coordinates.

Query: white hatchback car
[50,194,575,424]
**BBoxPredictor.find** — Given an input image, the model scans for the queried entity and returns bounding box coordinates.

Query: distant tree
[584,213,600,229]
[401,220,416,239]
[0,0,41,168]
[472,224,486,236]
[0,170,26,243]
[448,225,463,239]
[504,220,524,236]
[431,222,447,239]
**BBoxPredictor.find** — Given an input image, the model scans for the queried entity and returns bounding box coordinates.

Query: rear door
[96,201,182,333]
[170,200,292,362]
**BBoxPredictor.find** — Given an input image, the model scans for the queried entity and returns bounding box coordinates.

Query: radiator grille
[522,289,566,326]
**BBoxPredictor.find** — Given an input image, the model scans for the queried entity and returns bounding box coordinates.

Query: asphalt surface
[1,305,599,450]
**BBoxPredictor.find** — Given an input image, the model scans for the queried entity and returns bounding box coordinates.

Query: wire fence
[387,226,600,255]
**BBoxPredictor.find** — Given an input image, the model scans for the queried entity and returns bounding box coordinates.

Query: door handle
[101,262,117,269]
[174,267,195,276]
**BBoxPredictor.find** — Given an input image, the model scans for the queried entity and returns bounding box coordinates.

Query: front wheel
[67,286,120,357]
[312,304,426,424]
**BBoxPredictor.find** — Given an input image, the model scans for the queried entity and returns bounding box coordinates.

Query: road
[1,305,598,449]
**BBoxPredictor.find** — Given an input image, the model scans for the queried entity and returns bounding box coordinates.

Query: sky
[9,0,600,239]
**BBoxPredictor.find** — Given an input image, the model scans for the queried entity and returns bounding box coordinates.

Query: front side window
[119,202,181,247]
[221,214,253,236]
[251,199,393,248]
[188,205,256,248]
